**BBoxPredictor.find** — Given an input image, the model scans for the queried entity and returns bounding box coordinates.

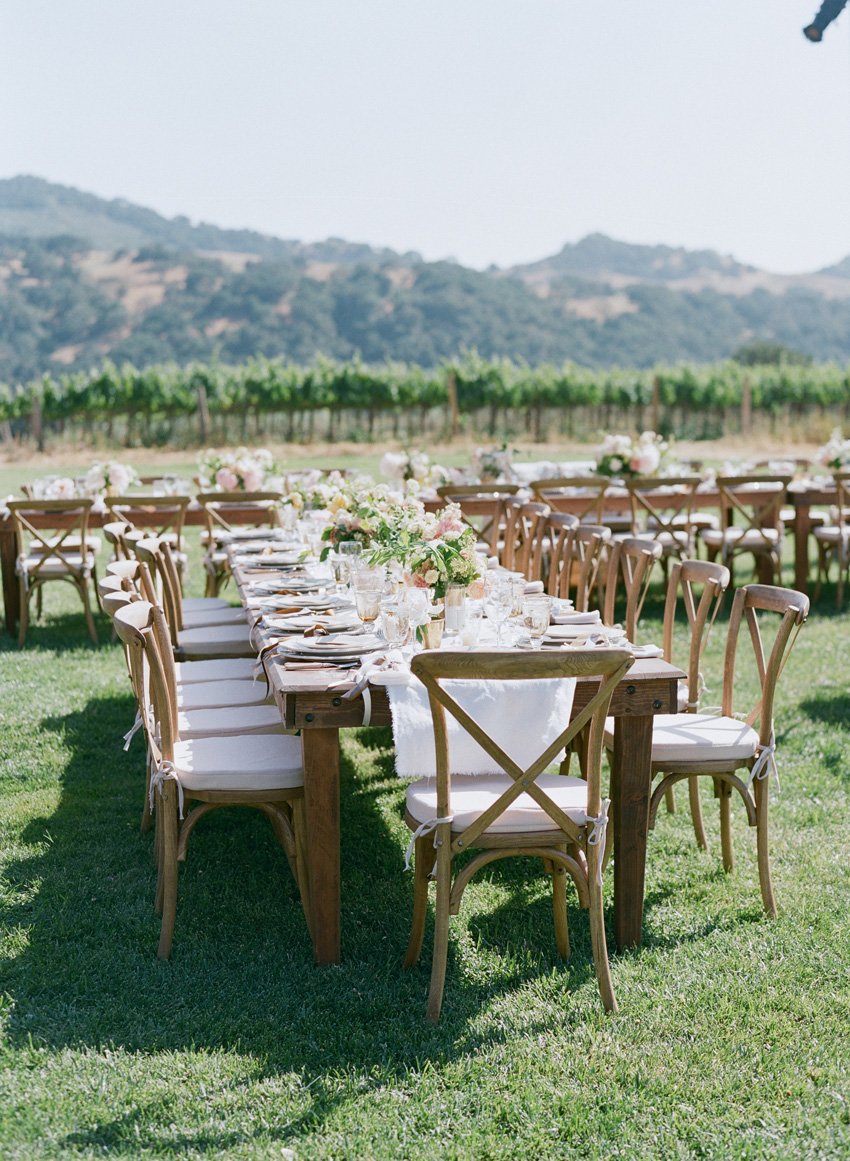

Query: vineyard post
[447,371,460,440]
[31,392,44,454]
[197,384,211,445]
[742,376,752,437]
[651,375,660,433]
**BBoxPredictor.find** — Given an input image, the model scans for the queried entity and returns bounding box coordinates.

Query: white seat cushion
[173,734,303,792]
[604,712,759,764]
[174,658,259,683]
[176,678,269,710]
[177,625,254,657]
[183,596,231,612]
[700,528,781,548]
[177,704,283,738]
[31,535,102,555]
[406,772,590,835]
[19,553,94,576]
[181,606,247,628]
[813,524,850,545]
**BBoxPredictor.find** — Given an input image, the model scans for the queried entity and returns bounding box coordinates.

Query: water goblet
[522,596,551,650]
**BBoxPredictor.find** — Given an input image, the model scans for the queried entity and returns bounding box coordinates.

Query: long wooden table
[252,609,684,964]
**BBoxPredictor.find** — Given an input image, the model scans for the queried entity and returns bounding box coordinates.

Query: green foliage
[732,341,813,367]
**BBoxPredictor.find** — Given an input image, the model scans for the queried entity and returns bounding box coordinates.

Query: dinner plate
[279,633,384,658]
[260,593,353,612]
[239,552,308,567]
[250,577,328,595]
[266,612,361,632]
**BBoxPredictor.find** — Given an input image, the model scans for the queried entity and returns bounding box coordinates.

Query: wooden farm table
[237,545,685,966]
[0,499,277,636]
[786,483,835,594]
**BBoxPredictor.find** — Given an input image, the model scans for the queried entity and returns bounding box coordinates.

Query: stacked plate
[250,577,329,595]
[266,611,361,633]
[260,593,353,613]
[278,632,385,662]
[236,550,307,568]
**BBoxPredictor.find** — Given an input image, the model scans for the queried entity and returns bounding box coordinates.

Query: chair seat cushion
[19,553,94,576]
[700,527,781,548]
[174,658,259,683]
[406,772,590,835]
[176,625,254,657]
[604,712,759,764]
[177,704,283,738]
[176,678,269,710]
[30,535,102,555]
[173,734,303,792]
[183,596,231,612]
[813,524,850,545]
[181,606,247,628]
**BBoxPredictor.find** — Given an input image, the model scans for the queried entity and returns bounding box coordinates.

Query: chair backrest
[8,498,94,578]
[436,485,520,555]
[715,475,791,539]
[410,649,634,854]
[661,559,730,710]
[500,500,549,578]
[546,517,610,611]
[112,600,178,765]
[105,495,190,549]
[196,491,283,537]
[603,537,663,641]
[530,477,610,522]
[721,584,809,748]
[831,470,850,525]
[626,476,701,541]
[130,537,184,638]
[103,520,132,560]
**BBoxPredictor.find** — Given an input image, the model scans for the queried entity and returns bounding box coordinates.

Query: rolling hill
[1,175,850,385]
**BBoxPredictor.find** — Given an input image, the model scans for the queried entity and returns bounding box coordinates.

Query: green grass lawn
[1,537,849,1159]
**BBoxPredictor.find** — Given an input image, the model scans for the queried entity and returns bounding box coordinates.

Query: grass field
[1,514,849,1158]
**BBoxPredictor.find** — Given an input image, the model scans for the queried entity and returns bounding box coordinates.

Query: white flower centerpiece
[83,460,139,497]
[379,450,449,490]
[595,431,674,480]
[197,447,277,492]
[472,443,513,482]
[814,429,850,472]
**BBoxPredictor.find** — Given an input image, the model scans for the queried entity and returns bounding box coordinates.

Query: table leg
[793,504,811,594]
[301,727,341,964]
[1,528,18,637]
[610,713,653,950]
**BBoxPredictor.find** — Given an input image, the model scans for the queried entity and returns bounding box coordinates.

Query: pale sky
[2,0,849,274]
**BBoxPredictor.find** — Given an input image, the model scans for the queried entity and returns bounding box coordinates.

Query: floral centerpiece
[318,477,397,558]
[83,460,139,497]
[379,450,449,489]
[595,431,673,479]
[472,443,513,482]
[814,429,850,471]
[369,501,482,599]
[198,447,277,492]
[28,476,79,500]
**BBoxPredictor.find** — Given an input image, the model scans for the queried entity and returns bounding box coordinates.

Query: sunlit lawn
[0,530,849,1158]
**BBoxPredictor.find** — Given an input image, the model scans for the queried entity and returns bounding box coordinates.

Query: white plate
[250,577,327,594]
[267,613,361,632]
[279,633,384,657]
[260,594,353,612]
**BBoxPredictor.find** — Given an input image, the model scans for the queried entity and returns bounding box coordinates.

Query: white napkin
[387,677,576,778]
[523,580,545,595]
[550,609,601,626]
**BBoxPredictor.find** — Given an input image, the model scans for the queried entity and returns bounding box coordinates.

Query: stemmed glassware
[484,580,513,646]
[522,596,551,650]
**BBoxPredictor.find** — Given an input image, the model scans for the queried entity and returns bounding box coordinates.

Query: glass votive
[460,601,484,647]
[444,583,466,636]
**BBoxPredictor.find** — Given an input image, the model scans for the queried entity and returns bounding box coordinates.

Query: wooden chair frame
[626,476,702,560]
[197,491,283,596]
[813,470,850,607]
[703,475,791,585]
[546,518,610,612]
[603,537,663,642]
[405,648,634,1020]
[500,500,549,579]
[436,484,520,556]
[9,498,98,646]
[530,477,612,523]
[112,600,309,959]
[648,584,808,916]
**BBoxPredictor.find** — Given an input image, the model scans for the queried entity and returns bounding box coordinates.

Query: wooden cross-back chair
[404,647,634,1020]
[625,476,702,562]
[602,537,663,642]
[657,559,731,839]
[111,600,309,960]
[9,498,99,646]
[105,494,190,566]
[700,474,791,586]
[612,584,807,918]
[196,491,283,597]
[436,484,520,556]
[500,499,549,579]
[531,477,611,521]
[813,470,850,607]
[546,517,610,611]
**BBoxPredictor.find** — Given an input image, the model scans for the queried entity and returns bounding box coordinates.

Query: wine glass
[338,540,363,586]
[522,596,551,650]
[484,581,512,646]
[380,603,411,648]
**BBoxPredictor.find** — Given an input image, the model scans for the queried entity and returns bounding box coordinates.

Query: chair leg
[291,799,312,935]
[79,578,98,645]
[664,785,676,814]
[718,780,734,872]
[688,776,708,850]
[141,753,153,833]
[586,848,617,1013]
[754,777,776,918]
[157,787,180,959]
[426,839,452,1022]
[17,581,29,648]
[552,851,571,960]
[405,835,437,969]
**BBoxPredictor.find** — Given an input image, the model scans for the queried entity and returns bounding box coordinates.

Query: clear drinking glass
[460,600,484,647]
[380,603,411,647]
[444,583,466,636]
[338,540,363,584]
[353,564,384,624]
[355,588,382,623]
[484,582,512,646]
[522,596,551,649]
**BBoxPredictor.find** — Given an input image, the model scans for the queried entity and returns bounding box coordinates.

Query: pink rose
[216,467,238,491]
[242,468,264,491]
